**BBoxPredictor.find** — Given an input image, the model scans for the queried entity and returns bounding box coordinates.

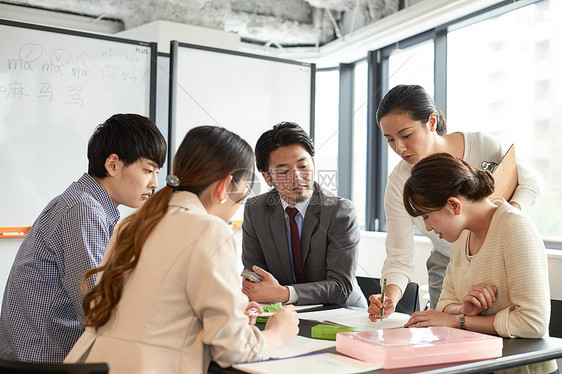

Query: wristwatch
[459,313,467,330]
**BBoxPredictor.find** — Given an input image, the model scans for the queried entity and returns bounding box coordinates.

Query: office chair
[356,276,420,315]
[550,299,562,338]
[0,358,108,374]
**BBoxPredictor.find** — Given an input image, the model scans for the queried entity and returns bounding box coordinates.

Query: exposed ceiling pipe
[325,8,344,41]
[93,13,106,23]
[264,40,284,51]
[349,0,360,34]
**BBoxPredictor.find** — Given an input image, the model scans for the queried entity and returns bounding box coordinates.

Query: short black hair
[255,121,314,172]
[87,113,167,179]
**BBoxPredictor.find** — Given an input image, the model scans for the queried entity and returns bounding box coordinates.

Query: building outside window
[386,39,435,174]
[351,60,368,228]
[447,0,562,245]
[314,69,339,194]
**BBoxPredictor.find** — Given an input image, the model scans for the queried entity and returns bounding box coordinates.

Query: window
[314,69,339,194]
[447,0,562,244]
[535,40,550,61]
[369,0,561,247]
[351,60,368,228]
[386,40,435,177]
[388,40,435,93]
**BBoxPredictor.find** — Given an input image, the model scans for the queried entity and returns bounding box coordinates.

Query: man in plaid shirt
[0,114,166,362]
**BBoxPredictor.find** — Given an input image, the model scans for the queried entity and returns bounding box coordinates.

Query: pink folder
[336,326,503,369]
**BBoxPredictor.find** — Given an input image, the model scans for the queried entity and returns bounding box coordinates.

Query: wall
[356,231,431,309]
[117,20,240,54]
[0,239,20,304]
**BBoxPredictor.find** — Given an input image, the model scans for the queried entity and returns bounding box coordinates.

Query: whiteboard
[0,19,156,227]
[169,42,314,168]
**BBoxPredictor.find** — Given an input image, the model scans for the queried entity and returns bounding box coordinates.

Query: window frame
[367,29,443,232]
[364,0,561,249]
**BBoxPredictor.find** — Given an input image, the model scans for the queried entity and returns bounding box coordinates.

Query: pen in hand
[381,278,387,319]
[248,308,275,317]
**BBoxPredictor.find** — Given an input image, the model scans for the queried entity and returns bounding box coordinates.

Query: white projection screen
[169,41,314,165]
[168,42,315,220]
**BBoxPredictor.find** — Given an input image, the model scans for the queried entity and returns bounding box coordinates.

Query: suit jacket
[242,183,366,307]
[65,191,268,373]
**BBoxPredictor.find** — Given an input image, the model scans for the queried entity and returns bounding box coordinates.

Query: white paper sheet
[233,352,382,374]
[258,303,323,313]
[268,335,335,359]
[294,304,323,312]
[297,308,410,330]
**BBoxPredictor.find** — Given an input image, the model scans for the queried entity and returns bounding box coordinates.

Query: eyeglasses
[269,167,313,181]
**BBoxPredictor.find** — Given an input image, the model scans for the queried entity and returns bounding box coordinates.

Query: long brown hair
[403,153,495,217]
[83,126,253,330]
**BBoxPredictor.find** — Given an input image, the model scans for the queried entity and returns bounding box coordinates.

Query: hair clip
[481,161,498,173]
[166,175,180,188]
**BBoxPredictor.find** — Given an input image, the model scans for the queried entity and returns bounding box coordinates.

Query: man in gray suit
[241,122,366,307]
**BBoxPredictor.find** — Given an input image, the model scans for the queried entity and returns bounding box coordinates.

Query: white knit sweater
[437,201,556,374]
[436,201,550,338]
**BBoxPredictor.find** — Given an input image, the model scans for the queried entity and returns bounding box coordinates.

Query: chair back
[0,358,108,374]
[550,299,562,338]
[356,276,420,315]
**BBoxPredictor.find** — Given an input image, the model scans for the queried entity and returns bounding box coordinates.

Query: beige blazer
[65,191,268,373]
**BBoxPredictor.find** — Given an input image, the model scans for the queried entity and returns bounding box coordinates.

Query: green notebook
[310,324,363,340]
[256,302,283,323]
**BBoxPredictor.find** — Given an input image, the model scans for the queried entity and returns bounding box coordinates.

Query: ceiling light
[246,20,263,34]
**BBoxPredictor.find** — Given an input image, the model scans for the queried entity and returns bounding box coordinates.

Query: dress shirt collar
[281,190,313,219]
[80,173,120,224]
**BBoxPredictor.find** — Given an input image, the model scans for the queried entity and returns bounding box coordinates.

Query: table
[209,310,562,374]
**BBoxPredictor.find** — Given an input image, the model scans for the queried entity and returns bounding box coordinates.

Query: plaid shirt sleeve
[0,174,118,363]
[56,200,113,324]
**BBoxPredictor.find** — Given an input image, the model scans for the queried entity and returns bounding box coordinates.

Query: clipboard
[486,144,518,202]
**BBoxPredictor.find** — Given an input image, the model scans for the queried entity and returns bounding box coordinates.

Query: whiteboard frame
[168,41,315,174]
[0,18,157,120]
[0,18,158,228]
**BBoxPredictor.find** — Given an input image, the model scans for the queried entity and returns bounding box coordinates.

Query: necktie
[285,207,305,283]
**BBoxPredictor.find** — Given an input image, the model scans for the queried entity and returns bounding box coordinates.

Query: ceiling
[0,0,404,47]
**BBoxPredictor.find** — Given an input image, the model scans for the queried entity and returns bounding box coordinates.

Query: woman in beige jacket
[65,126,299,373]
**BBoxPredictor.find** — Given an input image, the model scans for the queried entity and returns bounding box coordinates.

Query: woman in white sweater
[65,126,299,373]
[401,153,556,374]
[368,84,542,319]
